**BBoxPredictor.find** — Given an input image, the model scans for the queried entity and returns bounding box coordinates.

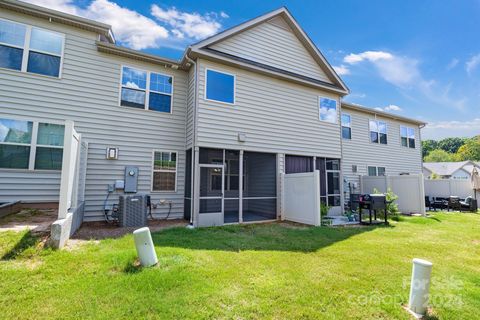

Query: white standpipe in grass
[133,227,158,267]
[408,258,433,317]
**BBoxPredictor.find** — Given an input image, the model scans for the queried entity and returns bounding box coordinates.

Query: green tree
[424,149,455,162]
[422,139,439,158]
[438,137,468,154]
[455,137,480,161]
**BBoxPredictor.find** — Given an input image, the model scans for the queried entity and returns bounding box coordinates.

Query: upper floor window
[0,19,64,77]
[341,113,351,139]
[319,97,337,123]
[369,120,387,144]
[205,69,235,104]
[400,126,416,148]
[120,66,173,113]
[0,118,64,170]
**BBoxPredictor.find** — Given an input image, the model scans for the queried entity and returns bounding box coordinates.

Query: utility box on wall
[124,166,139,193]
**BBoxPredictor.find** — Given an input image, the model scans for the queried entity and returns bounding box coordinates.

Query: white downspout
[186,51,197,226]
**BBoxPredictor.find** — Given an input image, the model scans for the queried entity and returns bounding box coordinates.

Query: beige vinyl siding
[0,10,188,220]
[196,59,342,158]
[341,106,423,191]
[209,18,332,83]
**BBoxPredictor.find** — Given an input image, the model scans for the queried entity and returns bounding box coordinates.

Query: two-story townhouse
[0,1,425,229]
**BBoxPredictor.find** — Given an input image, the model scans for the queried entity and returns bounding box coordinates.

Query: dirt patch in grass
[0,208,57,234]
[72,219,188,240]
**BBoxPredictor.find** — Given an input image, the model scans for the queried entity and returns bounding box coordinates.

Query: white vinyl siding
[341,106,422,192]
[0,10,187,220]
[196,59,342,158]
[209,18,332,83]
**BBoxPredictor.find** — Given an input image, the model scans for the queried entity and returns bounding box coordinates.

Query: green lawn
[0,213,479,319]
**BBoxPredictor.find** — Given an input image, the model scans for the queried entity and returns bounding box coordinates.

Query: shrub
[373,188,400,219]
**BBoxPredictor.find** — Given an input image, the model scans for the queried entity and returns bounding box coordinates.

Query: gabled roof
[423,161,476,176]
[341,102,427,126]
[187,7,349,95]
[0,0,115,43]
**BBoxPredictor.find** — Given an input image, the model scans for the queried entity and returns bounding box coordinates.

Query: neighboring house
[423,161,480,180]
[0,1,425,227]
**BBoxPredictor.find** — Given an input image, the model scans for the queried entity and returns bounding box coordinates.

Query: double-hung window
[400,126,416,148]
[121,66,173,113]
[0,118,64,170]
[368,166,386,176]
[319,97,337,123]
[370,120,387,144]
[205,69,235,104]
[0,19,64,77]
[152,151,177,191]
[341,113,351,139]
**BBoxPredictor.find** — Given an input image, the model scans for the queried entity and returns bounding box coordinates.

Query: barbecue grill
[357,194,388,225]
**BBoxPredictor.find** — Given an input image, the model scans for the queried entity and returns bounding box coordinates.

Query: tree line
[422,136,480,162]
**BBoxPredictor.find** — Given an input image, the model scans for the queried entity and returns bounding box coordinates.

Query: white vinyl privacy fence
[51,121,88,248]
[360,174,426,215]
[281,171,321,226]
[424,179,474,198]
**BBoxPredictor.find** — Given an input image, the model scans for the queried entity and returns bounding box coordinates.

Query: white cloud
[344,51,419,88]
[466,54,480,75]
[89,0,169,50]
[151,5,222,40]
[422,118,480,139]
[25,0,227,50]
[447,58,459,70]
[343,50,467,111]
[373,105,402,112]
[385,104,402,112]
[333,65,350,75]
[344,51,393,64]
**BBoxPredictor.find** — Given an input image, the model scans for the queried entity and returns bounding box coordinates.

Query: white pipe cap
[412,258,433,267]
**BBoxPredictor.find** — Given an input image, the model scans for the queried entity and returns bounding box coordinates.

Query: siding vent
[352,165,357,173]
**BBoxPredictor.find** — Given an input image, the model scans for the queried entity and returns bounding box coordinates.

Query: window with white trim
[368,166,386,176]
[0,18,64,77]
[400,126,416,148]
[205,69,235,104]
[341,113,351,139]
[0,118,64,170]
[120,66,173,113]
[319,97,337,123]
[152,151,177,191]
[369,120,387,144]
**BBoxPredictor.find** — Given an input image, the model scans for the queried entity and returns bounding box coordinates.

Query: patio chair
[448,196,461,212]
[460,197,478,212]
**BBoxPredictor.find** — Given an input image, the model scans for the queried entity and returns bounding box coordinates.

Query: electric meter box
[124,166,139,193]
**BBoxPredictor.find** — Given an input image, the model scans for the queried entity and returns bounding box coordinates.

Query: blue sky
[28,0,480,140]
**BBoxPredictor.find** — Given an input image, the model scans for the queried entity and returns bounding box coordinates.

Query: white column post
[58,120,75,219]
[239,150,244,223]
